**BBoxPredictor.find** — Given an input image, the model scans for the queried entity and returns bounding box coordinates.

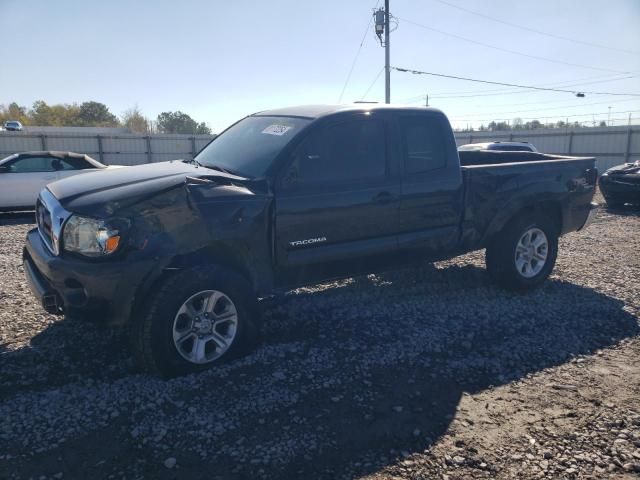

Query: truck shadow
[603,204,640,217]
[1,263,638,479]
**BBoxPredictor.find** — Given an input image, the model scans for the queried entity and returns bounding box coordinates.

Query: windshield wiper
[186,159,247,178]
[183,158,203,167]
[205,164,246,177]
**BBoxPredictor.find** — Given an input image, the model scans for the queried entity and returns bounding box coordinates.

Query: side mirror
[281,162,300,189]
[0,166,8,173]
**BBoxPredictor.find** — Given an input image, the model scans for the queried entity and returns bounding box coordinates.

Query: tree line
[455,118,608,132]
[0,101,212,135]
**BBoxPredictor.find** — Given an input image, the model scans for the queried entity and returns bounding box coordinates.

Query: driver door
[274,114,400,285]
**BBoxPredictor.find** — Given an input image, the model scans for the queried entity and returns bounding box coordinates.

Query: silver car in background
[0,151,123,211]
[458,141,538,152]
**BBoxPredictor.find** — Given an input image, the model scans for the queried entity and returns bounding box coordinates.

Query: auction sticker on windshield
[262,124,293,136]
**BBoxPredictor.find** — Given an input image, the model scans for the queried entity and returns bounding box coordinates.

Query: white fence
[1,125,638,171]
[0,132,216,166]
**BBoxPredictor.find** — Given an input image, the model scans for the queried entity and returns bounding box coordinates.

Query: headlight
[62,215,121,257]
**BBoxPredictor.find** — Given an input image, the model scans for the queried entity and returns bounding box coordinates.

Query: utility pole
[384,0,390,104]
[425,93,429,107]
[374,2,391,103]
[608,106,612,126]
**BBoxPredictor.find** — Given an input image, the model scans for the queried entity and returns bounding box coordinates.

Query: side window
[57,157,91,170]
[7,157,56,173]
[284,129,323,186]
[285,118,386,187]
[399,117,447,174]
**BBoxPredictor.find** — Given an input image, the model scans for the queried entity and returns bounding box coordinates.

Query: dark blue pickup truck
[23,105,598,376]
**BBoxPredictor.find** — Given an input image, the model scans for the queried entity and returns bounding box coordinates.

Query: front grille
[36,190,72,256]
[36,199,54,253]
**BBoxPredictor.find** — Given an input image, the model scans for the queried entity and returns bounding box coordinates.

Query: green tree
[78,101,119,127]
[157,111,211,134]
[30,100,53,125]
[523,120,543,130]
[0,102,30,125]
[30,100,82,126]
[121,106,150,133]
[488,121,510,131]
[196,122,212,134]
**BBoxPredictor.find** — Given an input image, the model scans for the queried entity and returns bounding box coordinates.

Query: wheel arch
[482,199,563,247]
[127,245,259,327]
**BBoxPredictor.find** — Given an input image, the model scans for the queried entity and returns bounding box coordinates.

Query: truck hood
[46,160,255,216]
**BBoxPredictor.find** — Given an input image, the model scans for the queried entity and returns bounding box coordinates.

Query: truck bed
[458,154,597,250]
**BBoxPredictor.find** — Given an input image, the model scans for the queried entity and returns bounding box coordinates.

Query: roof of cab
[252,104,446,120]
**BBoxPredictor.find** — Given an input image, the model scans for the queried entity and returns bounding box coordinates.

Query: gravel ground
[1,197,639,480]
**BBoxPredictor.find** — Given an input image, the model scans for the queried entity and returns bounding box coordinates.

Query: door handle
[372,191,394,204]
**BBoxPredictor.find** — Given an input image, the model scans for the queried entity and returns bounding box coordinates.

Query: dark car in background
[599,160,640,207]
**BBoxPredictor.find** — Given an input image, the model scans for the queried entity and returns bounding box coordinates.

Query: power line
[451,109,640,122]
[485,95,636,110]
[437,98,639,118]
[454,117,637,129]
[392,67,640,96]
[395,73,637,102]
[431,0,640,56]
[361,67,385,100]
[424,72,639,99]
[396,16,630,74]
[338,1,381,103]
[430,75,639,99]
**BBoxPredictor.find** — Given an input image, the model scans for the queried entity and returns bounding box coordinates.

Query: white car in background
[0,151,123,211]
[458,141,538,152]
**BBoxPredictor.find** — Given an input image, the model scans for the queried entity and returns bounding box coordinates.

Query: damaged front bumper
[23,228,156,324]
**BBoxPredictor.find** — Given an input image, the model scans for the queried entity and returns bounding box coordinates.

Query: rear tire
[131,265,260,377]
[486,214,559,291]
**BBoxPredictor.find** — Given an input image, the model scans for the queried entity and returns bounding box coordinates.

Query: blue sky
[1,0,639,131]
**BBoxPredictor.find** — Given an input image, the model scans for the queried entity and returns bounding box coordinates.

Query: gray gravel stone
[0,198,638,480]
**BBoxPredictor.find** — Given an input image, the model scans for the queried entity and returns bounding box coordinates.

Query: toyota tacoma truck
[23,105,598,376]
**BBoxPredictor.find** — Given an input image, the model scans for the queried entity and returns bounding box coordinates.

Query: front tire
[131,265,260,377]
[486,214,559,291]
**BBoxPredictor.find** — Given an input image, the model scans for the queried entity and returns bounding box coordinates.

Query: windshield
[195,115,311,178]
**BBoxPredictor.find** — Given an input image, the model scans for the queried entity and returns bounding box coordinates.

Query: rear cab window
[398,116,447,175]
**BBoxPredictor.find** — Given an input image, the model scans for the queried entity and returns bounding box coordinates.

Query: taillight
[585,167,598,185]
